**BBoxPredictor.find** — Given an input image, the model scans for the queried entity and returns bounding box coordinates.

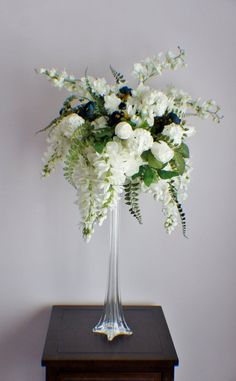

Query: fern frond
[124,181,142,224]
[36,115,64,135]
[109,65,126,84]
[169,182,187,238]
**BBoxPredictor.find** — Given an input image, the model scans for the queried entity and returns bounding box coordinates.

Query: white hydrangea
[142,90,169,116]
[151,141,174,163]
[104,94,121,113]
[105,141,142,179]
[131,84,169,126]
[127,128,153,155]
[162,123,184,145]
[60,113,85,138]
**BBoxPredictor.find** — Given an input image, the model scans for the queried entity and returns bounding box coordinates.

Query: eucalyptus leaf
[177,142,190,158]
[158,169,179,179]
[141,150,164,169]
[143,166,156,186]
[174,151,185,175]
[147,152,164,169]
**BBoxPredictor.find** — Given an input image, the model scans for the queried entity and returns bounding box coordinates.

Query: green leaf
[158,169,179,179]
[94,128,114,139]
[94,141,106,154]
[174,151,185,175]
[132,165,145,179]
[141,150,164,169]
[177,143,190,158]
[141,150,149,161]
[143,166,156,186]
[148,152,164,169]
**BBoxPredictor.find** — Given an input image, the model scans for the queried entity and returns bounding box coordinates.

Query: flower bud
[115,122,133,140]
[151,141,174,163]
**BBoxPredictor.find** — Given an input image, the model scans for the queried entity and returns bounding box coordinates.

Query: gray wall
[0,0,235,380]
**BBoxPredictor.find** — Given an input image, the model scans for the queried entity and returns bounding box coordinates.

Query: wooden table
[42,306,179,381]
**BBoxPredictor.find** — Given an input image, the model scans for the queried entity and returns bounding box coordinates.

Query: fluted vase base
[93,319,133,341]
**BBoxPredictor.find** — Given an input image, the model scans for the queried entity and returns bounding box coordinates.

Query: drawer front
[59,372,161,381]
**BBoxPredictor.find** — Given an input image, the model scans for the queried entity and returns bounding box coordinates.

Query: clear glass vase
[93,202,133,341]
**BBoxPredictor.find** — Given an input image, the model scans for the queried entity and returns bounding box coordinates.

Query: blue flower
[168,112,181,125]
[119,86,132,96]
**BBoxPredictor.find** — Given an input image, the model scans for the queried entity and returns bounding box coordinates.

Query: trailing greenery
[63,139,83,188]
[169,181,187,238]
[124,181,142,224]
[42,151,62,177]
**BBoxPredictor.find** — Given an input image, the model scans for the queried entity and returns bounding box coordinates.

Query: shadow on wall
[0,307,51,381]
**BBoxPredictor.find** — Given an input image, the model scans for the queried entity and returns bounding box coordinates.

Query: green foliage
[94,141,106,154]
[158,169,179,179]
[63,139,82,188]
[109,65,126,84]
[141,150,164,169]
[143,166,157,186]
[177,142,190,158]
[124,181,142,224]
[173,151,185,175]
[169,182,187,238]
[36,115,63,135]
[42,152,62,177]
[93,128,114,139]
[157,135,178,150]
[84,73,106,115]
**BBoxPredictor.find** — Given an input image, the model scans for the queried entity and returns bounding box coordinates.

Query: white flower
[153,92,169,116]
[91,116,107,130]
[132,63,149,82]
[124,155,143,177]
[151,141,174,163]
[104,94,121,113]
[115,122,133,140]
[127,128,153,155]
[163,124,184,145]
[61,113,85,138]
[92,78,110,96]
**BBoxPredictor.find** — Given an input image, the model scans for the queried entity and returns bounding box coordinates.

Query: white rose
[115,122,133,140]
[104,94,121,114]
[151,141,174,163]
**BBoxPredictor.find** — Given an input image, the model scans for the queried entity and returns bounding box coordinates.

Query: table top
[42,305,179,369]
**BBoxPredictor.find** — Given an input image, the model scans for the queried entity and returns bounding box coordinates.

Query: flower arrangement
[38,48,221,241]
